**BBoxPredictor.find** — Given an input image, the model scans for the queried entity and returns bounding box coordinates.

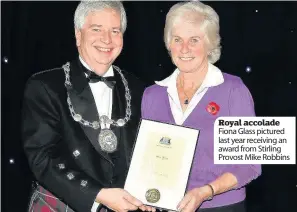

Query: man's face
[75,8,123,75]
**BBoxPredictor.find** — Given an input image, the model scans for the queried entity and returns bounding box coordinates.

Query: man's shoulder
[25,64,66,93]
[28,65,65,84]
[118,67,147,89]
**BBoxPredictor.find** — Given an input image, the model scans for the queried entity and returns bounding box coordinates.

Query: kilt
[28,183,75,212]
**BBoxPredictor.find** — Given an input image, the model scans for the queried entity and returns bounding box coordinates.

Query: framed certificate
[124,119,199,211]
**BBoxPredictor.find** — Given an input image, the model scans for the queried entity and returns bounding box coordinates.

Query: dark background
[1,1,297,212]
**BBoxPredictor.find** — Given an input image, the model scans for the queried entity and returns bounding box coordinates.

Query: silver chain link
[62,62,131,129]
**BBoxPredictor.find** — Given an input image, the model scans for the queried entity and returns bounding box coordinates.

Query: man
[22,1,150,212]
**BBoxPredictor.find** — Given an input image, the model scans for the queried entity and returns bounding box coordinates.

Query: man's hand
[177,186,212,212]
[139,205,156,212]
[96,188,143,212]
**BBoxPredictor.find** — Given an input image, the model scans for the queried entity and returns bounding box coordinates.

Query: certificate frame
[124,119,200,211]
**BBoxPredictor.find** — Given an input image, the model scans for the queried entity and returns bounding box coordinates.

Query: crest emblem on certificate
[145,189,161,203]
[159,137,171,145]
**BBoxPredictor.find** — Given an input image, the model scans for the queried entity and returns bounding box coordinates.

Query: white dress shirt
[79,57,113,212]
[155,63,224,125]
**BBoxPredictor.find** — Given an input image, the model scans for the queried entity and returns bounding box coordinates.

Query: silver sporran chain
[62,62,132,153]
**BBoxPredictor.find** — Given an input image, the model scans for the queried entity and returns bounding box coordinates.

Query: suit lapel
[110,69,125,150]
[112,68,136,166]
[67,60,113,164]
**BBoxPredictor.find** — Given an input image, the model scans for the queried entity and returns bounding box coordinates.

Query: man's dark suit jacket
[22,59,146,212]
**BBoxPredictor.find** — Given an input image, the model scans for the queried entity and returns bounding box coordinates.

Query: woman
[141,2,261,212]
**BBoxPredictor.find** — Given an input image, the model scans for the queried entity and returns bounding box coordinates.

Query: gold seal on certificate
[145,189,161,203]
[124,119,199,211]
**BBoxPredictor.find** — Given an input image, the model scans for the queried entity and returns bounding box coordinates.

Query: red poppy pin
[206,102,220,115]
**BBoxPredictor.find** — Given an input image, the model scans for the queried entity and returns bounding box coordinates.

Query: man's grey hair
[74,0,127,33]
[164,1,221,64]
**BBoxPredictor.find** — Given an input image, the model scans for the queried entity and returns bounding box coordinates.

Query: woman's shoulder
[221,72,246,89]
[220,72,252,100]
[143,84,167,96]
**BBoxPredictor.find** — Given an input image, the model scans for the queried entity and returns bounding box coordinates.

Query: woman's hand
[177,186,212,212]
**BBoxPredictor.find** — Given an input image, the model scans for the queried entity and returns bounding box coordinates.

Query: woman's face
[169,19,209,73]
